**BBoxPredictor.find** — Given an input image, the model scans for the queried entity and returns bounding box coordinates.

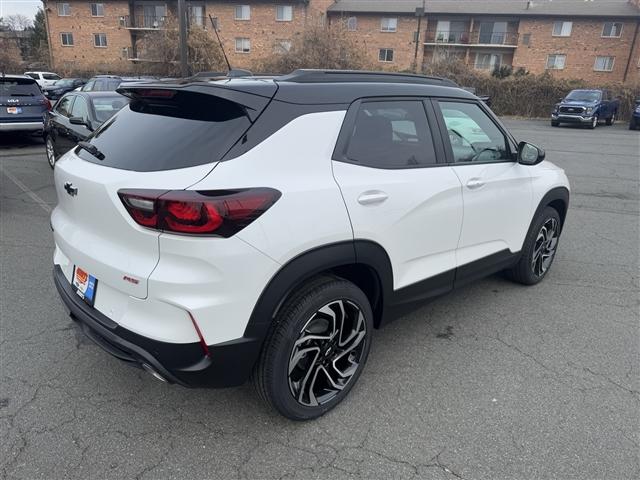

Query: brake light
[39,97,52,111]
[118,188,281,237]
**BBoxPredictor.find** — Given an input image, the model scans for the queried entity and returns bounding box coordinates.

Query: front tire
[551,120,560,127]
[253,276,373,421]
[45,135,57,169]
[630,119,638,130]
[588,115,598,129]
[506,206,562,285]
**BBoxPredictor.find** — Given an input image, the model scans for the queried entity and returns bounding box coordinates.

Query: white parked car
[51,70,570,420]
[24,71,61,88]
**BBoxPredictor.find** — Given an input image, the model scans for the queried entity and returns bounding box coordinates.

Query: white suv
[52,70,570,420]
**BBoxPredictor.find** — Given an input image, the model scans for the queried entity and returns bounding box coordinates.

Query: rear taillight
[117,188,281,237]
[39,97,52,111]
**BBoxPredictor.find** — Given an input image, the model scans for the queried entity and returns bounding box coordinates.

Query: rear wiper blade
[77,141,105,160]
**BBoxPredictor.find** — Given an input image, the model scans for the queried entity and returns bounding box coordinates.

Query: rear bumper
[0,121,44,132]
[53,265,262,388]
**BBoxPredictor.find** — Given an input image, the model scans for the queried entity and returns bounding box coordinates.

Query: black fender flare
[532,186,570,232]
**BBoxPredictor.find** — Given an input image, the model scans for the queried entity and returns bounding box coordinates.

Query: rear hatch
[0,77,47,123]
[52,80,277,299]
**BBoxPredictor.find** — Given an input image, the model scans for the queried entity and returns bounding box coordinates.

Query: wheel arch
[535,187,570,232]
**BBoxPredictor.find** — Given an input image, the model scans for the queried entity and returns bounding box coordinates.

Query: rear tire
[630,119,638,130]
[253,276,373,421]
[506,206,562,286]
[45,135,57,169]
[551,120,560,127]
[606,112,616,126]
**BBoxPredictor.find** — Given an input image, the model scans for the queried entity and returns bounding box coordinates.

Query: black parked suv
[81,75,154,92]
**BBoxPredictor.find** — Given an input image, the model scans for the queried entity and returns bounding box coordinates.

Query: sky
[0,0,42,20]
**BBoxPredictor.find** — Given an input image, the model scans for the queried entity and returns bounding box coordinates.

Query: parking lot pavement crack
[581,366,640,399]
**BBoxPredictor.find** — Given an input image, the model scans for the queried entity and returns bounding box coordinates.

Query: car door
[332,98,463,298]
[50,95,76,154]
[432,99,533,279]
[67,95,91,144]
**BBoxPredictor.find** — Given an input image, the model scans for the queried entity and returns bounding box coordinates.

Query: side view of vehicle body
[1,75,51,134]
[52,70,570,420]
[629,98,640,130]
[43,78,87,101]
[24,71,62,88]
[551,89,619,128]
[44,91,129,168]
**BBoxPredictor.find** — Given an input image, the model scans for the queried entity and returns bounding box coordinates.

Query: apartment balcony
[121,15,168,30]
[424,30,519,47]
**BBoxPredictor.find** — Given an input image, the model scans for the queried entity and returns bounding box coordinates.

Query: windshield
[54,79,75,87]
[92,96,130,123]
[565,90,601,102]
[0,79,41,96]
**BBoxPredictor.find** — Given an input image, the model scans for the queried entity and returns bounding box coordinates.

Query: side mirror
[518,141,545,166]
[69,116,93,131]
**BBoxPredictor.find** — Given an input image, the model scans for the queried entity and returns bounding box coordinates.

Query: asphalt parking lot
[1,120,638,480]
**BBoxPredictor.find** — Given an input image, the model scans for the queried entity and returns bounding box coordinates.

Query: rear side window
[0,78,41,96]
[43,73,61,80]
[343,100,437,168]
[78,91,252,171]
[92,95,129,123]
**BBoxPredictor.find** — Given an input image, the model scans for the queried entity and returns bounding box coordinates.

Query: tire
[606,112,616,126]
[506,206,562,286]
[45,135,57,169]
[253,276,373,421]
[630,119,637,131]
[551,120,560,127]
[588,115,598,129]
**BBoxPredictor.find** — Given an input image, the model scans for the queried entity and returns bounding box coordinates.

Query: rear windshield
[0,78,41,96]
[92,95,129,123]
[77,90,251,171]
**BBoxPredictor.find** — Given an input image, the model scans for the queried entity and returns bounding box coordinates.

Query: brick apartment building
[42,0,640,83]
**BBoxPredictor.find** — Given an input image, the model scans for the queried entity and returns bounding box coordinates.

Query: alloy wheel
[288,299,367,407]
[592,116,598,128]
[46,138,56,168]
[531,217,559,277]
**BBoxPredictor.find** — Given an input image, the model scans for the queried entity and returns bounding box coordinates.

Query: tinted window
[0,78,41,96]
[71,96,89,120]
[25,73,39,80]
[438,101,510,163]
[82,80,95,91]
[92,95,129,123]
[43,74,61,80]
[55,96,74,117]
[77,91,251,171]
[344,100,437,168]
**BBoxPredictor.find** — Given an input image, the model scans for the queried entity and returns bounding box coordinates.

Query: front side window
[552,21,572,37]
[276,5,293,21]
[344,101,437,168]
[91,3,104,17]
[381,17,397,32]
[235,37,250,53]
[92,95,129,124]
[57,3,71,16]
[437,101,510,164]
[347,16,357,31]
[70,96,89,121]
[378,48,394,62]
[602,22,622,38]
[546,54,566,70]
[94,33,107,47]
[235,5,250,20]
[61,32,74,46]
[43,73,61,80]
[55,96,74,117]
[594,56,615,72]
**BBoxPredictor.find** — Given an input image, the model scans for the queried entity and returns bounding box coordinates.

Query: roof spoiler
[277,69,458,87]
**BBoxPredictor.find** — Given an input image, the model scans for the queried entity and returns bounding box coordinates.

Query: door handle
[466,178,485,190]
[357,190,388,205]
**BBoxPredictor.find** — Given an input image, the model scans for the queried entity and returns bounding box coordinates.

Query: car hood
[560,100,598,107]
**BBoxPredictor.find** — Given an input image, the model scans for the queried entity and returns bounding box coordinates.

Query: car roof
[1,74,36,81]
[67,91,128,98]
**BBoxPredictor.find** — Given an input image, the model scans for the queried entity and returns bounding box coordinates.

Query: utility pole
[177,0,189,77]
[412,0,426,73]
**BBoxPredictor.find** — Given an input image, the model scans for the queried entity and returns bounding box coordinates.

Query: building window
[474,53,502,70]
[90,3,104,17]
[121,47,130,59]
[522,33,531,46]
[57,3,71,16]
[276,5,293,22]
[94,33,107,47]
[594,56,615,72]
[552,21,572,37]
[378,48,394,62]
[346,16,357,31]
[602,22,623,38]
[188,5,204,27]
[235,37,250,53]
[381,17,398,32]
[546,54,566,70]
[235,5,250,21]
[274,39,292,53]
[60,32,74,46]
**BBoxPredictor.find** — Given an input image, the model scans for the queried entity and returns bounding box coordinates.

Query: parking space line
[0,164,52,214]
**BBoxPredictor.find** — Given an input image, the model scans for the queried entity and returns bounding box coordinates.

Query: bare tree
[0,37,23,72]
[4,14,33,31]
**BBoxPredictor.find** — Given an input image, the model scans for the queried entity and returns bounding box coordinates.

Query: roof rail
[277,69,458,87]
